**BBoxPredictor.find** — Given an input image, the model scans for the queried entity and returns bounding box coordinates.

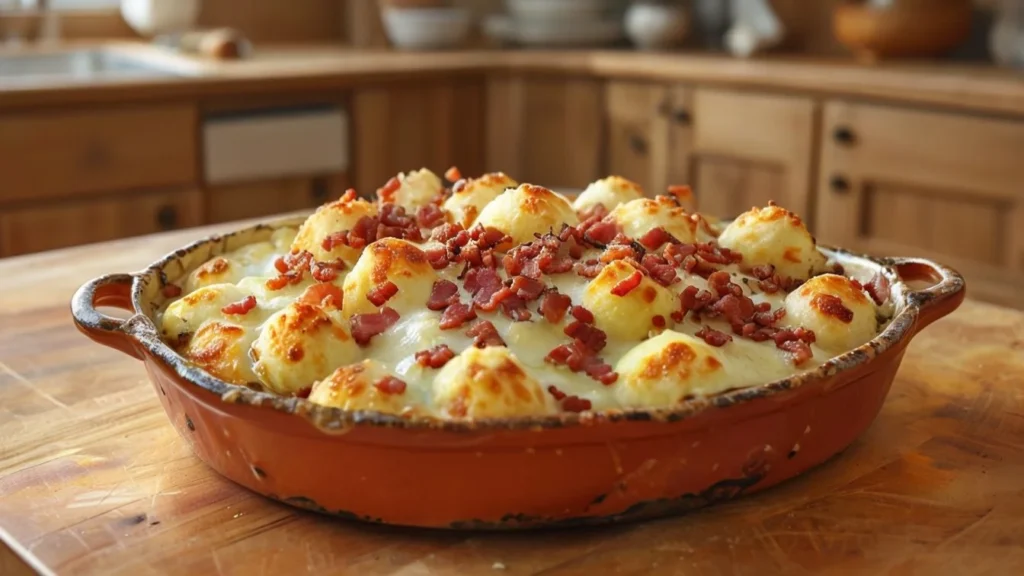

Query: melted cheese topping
[158,173,892,420]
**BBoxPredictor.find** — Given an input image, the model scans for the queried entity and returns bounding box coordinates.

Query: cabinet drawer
[0,105,198,204]
[208,174,350,224]
[0,188,203,257]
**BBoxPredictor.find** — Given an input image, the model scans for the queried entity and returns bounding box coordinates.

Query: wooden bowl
[71,217,965,529]
[833,0,973,62]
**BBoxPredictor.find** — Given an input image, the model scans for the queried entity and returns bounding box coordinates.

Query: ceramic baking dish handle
[891,257,967,333]
[71,274,143,360]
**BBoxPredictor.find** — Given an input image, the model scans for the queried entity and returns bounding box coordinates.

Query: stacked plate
[484,0,625,48]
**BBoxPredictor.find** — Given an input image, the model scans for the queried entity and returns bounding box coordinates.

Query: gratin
[158,170,894,420]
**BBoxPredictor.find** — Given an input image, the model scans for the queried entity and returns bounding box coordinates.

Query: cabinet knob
[672,109,692,125]
[833,126,856,145]
[156,205,179,230]
[830,175,851,194]
[629,133,648,155]
[310,178,330,204]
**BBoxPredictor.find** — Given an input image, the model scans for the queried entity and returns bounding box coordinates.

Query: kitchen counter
[1,42,1024,116]
[0,221,1023,574]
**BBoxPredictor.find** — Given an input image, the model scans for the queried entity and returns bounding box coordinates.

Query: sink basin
[0,48,188,86]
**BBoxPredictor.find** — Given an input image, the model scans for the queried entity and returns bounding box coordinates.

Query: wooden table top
[1,221,1023,575]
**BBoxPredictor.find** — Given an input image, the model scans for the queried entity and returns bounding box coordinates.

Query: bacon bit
[377,177,402,201]
[273,257,289,274]
[778,339,813,366]
[444,166,463,182]
[547,385,567,401]
[162,284,182,298]
[299,283,343,309]
[426,280,461,311]
[311,261,342,283]
[564,321,607,352]
[465,268,509,311]
[865,272,890,305]
[641,254,678,287]
[652,315,666,328]
[415,344,456,369]
[751,264,775,280]
[439,303,477,330]
[696,325,732,347]
[431,222,464,243]
[266,272,301,291]
[374,376,407,395]
[339,188,358,203]
[350,307,400,346]
[611,271,643,297]
[639,227,680,250]
[546,340,618,385]
[416,203,446,229]
[571,306,595,324]
[575,259,604,278]
[367,281,400,306]
[500,295,532,322]
[812,293,854,323]
[510,276,546,301]
[582,219,620,247]
[296,387,312,399]
[578,204,609,222]
[221,295,257,315]
[425,245,449,270]
[466,320,505,348]
[561,395,592,413]
[540,291,572,323]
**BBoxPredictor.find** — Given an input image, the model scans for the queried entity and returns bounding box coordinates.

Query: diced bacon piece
[561,395,592,413]
[162,284,182,298]
[500,294,532,322]
[377,177,402,202]
[310,261,342,283]
[427,279,461,311]
[416,203,446,229]
[547,385,567,401]
[539,292,572,323]
[221,295,257,316]
[545,339,617,385]
[641,254,678,286]
[778,339,813,366]
[439,303,477,330]
[444,166,463,181]
[273,257,289,274]
[751,264,776,281]
[575,259,604,278]
[578,204,609,221]
[601,244,639,264]
[652,315,666,328]
[571,305,595,324]
[466,320,505,348]
[431,223,464,243]
[299,283,343,309]
[510,275,546,301]
[696,325,732,347]
[374,376,407,395]
[639,227,680,250]
[415,344,456,369]
[865,272,890,305]
[367,281,400,306]
[425,245,449,270]
[611,271,643,297]
[476,286,515,312]
[583,219,620,246]
[350,307,400,346]
[564,321,607,352]
[707,271,742,297]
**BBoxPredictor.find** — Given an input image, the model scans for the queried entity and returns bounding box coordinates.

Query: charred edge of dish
[125,223,924,432]
[447,469,767,530]
[252,465,267,479]
[185,415,195,432]
[280,496,386,525]
[589,493,607,505]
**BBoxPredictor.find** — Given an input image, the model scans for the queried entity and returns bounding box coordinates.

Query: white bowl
[382,7,472,50]
[121,0,201,37]
[625,3,689,50]
[505,0,612,21]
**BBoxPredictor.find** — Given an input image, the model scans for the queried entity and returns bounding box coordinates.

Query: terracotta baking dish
[71,215,965,529]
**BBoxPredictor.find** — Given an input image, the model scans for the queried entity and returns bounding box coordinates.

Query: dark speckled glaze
[71,216,965,529]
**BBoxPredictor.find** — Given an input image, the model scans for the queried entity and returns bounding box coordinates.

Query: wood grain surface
[1,221,1023,575]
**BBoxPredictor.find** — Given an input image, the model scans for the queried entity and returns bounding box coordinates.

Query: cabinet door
[604,81,670,195]
[208,174,350,224]
[487,75,603,189]
[352,79,485,195]
[0,188,203,257]
[817,101,1024,309]
[688,89,817,220]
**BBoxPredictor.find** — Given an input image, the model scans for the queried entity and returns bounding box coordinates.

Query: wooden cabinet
[0,105,197,204]
[487,74,603,188]
[207,174,351,223]
[688,89,818,220]
[351,78,486,195]
[0,188,203,257]
[816,101,1024,309]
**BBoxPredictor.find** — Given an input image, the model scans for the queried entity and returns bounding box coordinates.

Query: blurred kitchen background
[0,0,1022,310]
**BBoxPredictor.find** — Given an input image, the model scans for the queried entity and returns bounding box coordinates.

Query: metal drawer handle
[833,126,856,145]
[156,205,179,230]
[830,175,851,194]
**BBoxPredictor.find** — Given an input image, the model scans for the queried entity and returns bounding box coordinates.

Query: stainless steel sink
[0,49,187,86]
